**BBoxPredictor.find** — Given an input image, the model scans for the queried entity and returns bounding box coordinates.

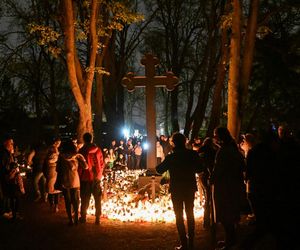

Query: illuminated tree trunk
[61,0,98,141]
[227,0,241,140]
[240,0,260,112]
[227,0,259,140]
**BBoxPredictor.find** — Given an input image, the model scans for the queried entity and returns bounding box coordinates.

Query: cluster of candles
[87,170,204,223]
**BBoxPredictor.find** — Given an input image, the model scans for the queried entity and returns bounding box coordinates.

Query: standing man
[78,133,104,225]
[156,133,204,250]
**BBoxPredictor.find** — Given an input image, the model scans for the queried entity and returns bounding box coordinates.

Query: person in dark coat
[198,137,218,229]
[156,132,204,250]
[211,127,245,249]
[244,126,299,250]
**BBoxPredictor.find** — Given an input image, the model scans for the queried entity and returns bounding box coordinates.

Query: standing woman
[44,137,61,212]
[57,140,88,226]
[133,141,143,169]
[156,140,164,165]
[211,127,245,249]
[107,148,116,169]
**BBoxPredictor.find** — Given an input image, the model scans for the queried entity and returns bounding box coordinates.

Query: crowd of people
[100,135,172,171]
[0,124,298,250]
[155,125,298,250]
[0,132,104,226]
[0,133,172,225]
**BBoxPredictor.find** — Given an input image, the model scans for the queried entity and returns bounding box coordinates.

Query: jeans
[33,172,46,198]
[171,191,195,247]
[80,180,102,219]
[134,155,142,169]
[63,188,79,223]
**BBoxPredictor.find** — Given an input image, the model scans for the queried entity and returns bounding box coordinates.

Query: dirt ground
[0,195,214,250]
[0,182,281,250]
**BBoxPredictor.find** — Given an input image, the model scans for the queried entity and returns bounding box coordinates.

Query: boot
[34,192,41,202]
[74,211,78,225]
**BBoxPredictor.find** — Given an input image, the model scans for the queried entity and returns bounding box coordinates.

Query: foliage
[0,0,76,141]
[27,0,143,75]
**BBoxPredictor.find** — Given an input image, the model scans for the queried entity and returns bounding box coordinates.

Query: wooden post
[122,54,179,171]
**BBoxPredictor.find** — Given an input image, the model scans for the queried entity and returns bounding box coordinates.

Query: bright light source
[122,128,130,139]
[160,128,164,135]
[142,142,149,150]
[134,129,139,137]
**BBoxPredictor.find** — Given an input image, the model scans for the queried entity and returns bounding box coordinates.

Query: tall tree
[227,0,259,140]
[206,1,231,137]
[56,0,142,141]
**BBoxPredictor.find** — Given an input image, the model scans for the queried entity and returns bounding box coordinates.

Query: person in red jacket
[78,133,104,225]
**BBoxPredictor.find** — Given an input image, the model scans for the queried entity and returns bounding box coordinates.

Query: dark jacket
[156,148,204,194]
[0,148,15,195]
[211,143,245,224]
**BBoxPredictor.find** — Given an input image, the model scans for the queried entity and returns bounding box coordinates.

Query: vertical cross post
[122,54,179,172]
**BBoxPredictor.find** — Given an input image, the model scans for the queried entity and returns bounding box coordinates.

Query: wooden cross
[122,53,179,171]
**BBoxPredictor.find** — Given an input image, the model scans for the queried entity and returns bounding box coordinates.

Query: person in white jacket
[156,140,164,164]
[57,140,88,226]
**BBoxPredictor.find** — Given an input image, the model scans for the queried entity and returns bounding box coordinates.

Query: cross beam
[122,54,179,171]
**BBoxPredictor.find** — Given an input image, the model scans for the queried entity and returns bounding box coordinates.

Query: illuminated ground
[0,196,211,250]
[0,196,278,250]
[0,171,279,250]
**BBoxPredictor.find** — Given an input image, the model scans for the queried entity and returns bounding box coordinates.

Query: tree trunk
[61,0,98,142]
[191,3,218,140]
[183,79,195,137]
[227,0,242,141]
[77,104,93,142]
[207,21,229,137]
[239,0,259,124]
